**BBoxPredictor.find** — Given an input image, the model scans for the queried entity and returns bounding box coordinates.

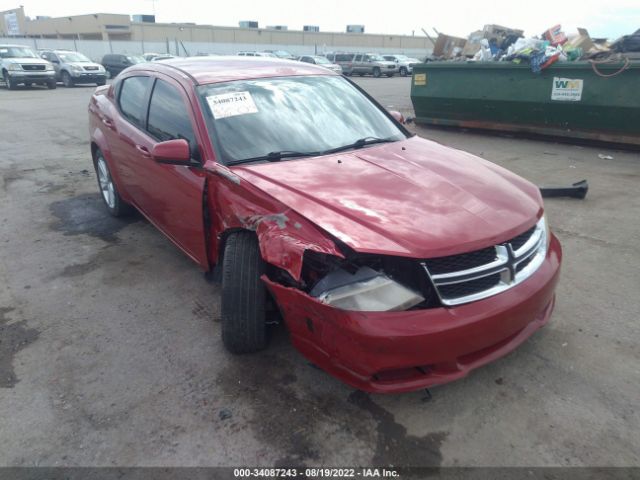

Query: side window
[118,76,151,128]
[355,54,363,62]
[147,79,197,156]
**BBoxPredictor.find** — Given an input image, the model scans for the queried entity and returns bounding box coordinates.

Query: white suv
[1,44,56,89]
[383,54,421,76]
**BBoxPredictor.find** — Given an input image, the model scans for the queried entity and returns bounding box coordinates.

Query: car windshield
[367,54,385,61]
[314,56,330,64]
[126,56,145,64]
[0,46,38,59]
[198,75,405,165]
[395,55,409,60]
[58,52,91,62]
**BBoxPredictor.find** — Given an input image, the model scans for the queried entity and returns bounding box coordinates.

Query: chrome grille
[22,64,46,71]
[423,217,548,306]
[84,66,99,71]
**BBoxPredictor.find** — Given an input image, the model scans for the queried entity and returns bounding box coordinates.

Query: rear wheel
[93,150,132,217]
[221,232,268,354]
[62,71,74,88]
[373,67,381,78]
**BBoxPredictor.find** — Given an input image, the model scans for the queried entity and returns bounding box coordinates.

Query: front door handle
[135,144,151,158]
[102,117,115,130]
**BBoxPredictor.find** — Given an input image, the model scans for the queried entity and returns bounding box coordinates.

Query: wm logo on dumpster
[551,77,584,102]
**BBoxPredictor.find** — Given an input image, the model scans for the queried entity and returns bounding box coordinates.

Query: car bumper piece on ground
[264,234,562,393]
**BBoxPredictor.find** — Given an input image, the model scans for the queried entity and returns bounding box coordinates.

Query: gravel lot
[0,76,638,468]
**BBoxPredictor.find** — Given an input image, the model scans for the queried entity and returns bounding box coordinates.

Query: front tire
[221,232,268,354]
[62,71,74,88]
[399,67,408,76]
[93,150,132,217]
[47,80,57,89]
[3,71,17,90]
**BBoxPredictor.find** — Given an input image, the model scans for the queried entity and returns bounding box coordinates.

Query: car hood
[231,136,543,259]
[69,61,103,68]
[3,57,49,65]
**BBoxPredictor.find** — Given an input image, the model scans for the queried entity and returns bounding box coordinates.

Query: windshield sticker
[551,77,583,101]
[206,91,259,119]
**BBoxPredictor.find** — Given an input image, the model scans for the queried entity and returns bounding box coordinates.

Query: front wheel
[93,150,132,217]
[47,80,57,89]
[373,67,381,78]
[399,67,408,76]
[61,71,74,87]
[96,79,106,86]
[221,232,268,354]
[4,71,17,90]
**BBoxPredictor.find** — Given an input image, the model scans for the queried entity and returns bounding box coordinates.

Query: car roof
[128,56,337,85]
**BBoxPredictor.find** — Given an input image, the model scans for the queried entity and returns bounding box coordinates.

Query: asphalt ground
[0,75,638,468]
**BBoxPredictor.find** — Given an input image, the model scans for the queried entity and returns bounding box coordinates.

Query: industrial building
[1,6,433,55]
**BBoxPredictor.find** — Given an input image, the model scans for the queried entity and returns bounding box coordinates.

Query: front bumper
[264,234,562,393]
[8,71,55,81]
[70,71,107,82]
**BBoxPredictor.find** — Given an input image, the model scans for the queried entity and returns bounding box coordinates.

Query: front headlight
[44,63,54,71]
[7,64,22,71]
[70,64,83,72]
[310,266,424,311]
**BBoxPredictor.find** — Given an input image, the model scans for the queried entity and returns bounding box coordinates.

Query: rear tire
[93,149,132,217]
[221,232,268,354]
[373,67,381,78]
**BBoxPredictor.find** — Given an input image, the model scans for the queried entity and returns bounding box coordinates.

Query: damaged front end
[268,249,441,312]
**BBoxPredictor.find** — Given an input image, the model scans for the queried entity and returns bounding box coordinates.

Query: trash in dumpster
[424,23,638,68]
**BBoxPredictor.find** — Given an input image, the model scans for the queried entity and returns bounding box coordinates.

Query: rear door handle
[135,144,151,157]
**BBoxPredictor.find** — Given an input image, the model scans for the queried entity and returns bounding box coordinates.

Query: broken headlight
[309,265,425,312]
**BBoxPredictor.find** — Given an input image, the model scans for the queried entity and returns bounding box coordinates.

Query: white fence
[1,37,429,62]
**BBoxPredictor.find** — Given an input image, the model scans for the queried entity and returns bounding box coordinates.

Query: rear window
[335,54,354,62]
[118,76,150,128]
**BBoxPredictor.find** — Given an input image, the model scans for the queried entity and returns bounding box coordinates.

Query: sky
[2,0,639,40]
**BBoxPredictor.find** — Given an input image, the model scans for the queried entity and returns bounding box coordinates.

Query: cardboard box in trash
[566,28,595,51]
[461,25,524,57]
[433,33,467,58]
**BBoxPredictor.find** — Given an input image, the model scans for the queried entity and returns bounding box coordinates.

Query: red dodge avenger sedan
[88,57,562,393]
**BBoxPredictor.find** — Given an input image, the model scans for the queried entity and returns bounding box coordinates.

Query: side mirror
[388,110,405,124]
[52,59,60,64]
[152,139,191,164]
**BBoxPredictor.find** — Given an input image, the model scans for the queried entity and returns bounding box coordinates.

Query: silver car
[1,44,56,89]
[383,54,421,76]
[297,55,343,74]
[39,49,107,87]
[326,52,397,77]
